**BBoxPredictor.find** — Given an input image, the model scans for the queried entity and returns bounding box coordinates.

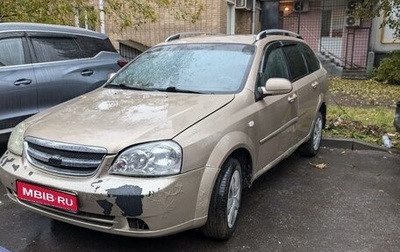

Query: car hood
[24,88,234,154]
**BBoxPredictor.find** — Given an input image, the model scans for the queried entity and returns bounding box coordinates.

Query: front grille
[25,136,107,176]
[127,218,149,230]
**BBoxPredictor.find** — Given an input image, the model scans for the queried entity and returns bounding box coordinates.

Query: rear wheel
[201,158,242,240]
[299,112,323,157]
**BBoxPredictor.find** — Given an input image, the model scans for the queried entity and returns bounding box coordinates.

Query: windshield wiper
[164,86,204,94]
[106,84,205,94]
[105,83,153,91]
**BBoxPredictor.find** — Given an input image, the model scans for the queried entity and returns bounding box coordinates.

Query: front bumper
[0,150,218,237]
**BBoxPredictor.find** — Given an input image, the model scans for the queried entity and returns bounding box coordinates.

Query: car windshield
[107,43,255,94]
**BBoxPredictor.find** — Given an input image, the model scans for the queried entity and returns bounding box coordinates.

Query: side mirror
[258,78,292,96]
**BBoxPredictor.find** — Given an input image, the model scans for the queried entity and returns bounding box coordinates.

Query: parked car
[0,22,125,143]
[0,30,328,240]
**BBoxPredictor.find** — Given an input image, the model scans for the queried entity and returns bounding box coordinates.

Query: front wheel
[201,158,242,240]
[299,112,323,157]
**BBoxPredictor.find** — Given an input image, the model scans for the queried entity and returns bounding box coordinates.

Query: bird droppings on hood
[91,180,103,192]
[106,185,143,217]
[96,199,114,215]
[12,164,20,171]
[1,156,14,167]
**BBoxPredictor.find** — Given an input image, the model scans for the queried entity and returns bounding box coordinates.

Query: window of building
[321,10,332,37]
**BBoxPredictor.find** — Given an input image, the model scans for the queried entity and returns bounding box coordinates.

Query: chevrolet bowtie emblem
[48,154,63,167]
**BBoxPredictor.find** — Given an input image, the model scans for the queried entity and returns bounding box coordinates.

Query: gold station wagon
[0,30,328,240]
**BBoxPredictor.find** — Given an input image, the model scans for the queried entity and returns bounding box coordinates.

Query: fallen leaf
[309,162,327,169]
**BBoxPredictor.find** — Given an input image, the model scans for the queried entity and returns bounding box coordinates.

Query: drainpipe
[251,0,256,34]
[261,1,279,30]
[74,8,79,27]
[99,0,105,33]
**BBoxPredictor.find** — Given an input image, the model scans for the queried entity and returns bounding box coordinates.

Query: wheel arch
[229,148,252,188]
[206,131,255,188]
[193,131,255,223]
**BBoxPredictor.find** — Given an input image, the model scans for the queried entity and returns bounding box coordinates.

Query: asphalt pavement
[0,140,399,252]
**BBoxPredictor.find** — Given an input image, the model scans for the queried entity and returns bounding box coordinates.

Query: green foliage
[329,77,400,105]
[0,0,204,30]
[372,51,400,85]
[325,105,398,147]
[0,0,78,25]
[326,77,400,149]
[354,0,400,39]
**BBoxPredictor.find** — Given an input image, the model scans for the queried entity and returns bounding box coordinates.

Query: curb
[321,137,399,154]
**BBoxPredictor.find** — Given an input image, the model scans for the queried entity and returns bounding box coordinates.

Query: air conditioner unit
[346,0,357,11]
[293,1,310,12]
[345,15,361,27]
[236,0,252,10]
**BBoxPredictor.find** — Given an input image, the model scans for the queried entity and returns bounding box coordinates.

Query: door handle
[81,70,94,76]
[311,81,319,89]
[288,93,297,103]
[14,79,32,86]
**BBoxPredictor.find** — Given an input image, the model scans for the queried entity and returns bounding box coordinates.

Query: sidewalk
[322,137,399,153]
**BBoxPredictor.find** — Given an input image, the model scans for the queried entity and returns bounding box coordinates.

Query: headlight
[8,122,27,156]
[109,141,182,177]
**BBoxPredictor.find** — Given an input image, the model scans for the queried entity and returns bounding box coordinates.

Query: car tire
[299,111,323,157]
[201,157,242,240]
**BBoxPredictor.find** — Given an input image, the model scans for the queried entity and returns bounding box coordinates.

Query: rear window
[31,37,82,62]
[77,36,117,58]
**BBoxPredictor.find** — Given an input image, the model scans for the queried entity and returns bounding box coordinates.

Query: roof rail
[164,32,224,42]
[255,29,303,41]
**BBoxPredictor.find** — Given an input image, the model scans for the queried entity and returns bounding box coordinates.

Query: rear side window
[0,38,25,66]
[31,37,82,62]
[299,43,320,73]
[77,36,117,58]
[282,44,308,81]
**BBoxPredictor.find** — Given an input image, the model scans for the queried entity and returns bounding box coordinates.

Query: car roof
[165,34,258,45]
[161,30,304,46]
[0,22,108,39]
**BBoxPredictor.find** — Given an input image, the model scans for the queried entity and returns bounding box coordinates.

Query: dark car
[0,22,124,142]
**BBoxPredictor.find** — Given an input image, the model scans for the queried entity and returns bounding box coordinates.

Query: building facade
[96,0,398,76]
